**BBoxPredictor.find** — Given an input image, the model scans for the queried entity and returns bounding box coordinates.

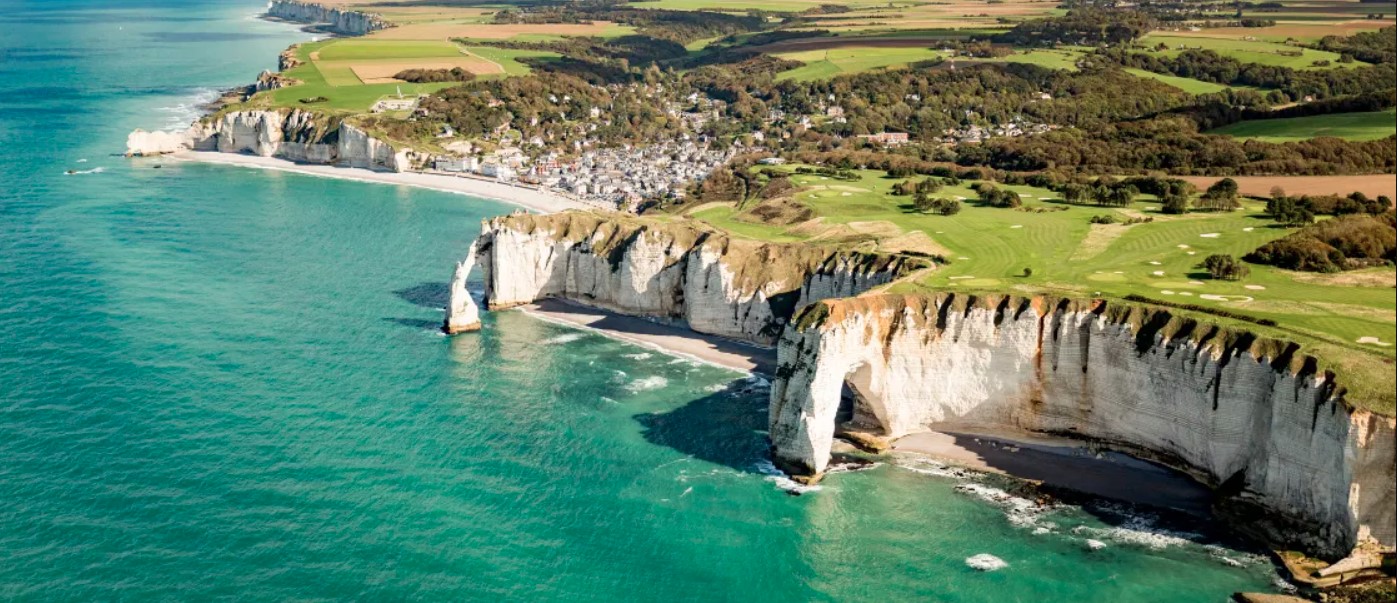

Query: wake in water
[64,167,104,175]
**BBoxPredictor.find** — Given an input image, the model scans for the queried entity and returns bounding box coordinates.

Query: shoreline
[892,427,1215,515]
[164,151,590,214]
[516,298,777,375]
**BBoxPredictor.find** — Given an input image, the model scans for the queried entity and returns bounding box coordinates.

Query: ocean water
[0,1,1286,600]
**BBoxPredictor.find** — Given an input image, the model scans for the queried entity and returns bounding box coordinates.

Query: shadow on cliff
[394,282,449,309]
[633,379,772,475]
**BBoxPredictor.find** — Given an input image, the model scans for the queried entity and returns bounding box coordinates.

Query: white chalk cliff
[266,0,392,35]
[769,293,1395,560]
[127,109,417,172]
[444,242,482,334]
[451,212,928,345]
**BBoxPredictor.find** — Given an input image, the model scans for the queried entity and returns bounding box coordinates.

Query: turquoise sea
[0,1,1287,600]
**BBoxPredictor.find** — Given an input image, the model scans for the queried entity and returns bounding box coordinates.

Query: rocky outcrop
[444,242,482,334]
[769,293,1396,560]
[266,0,392,36]
[126,109,418,172]
[457,212,929,346]
[254,70,298,92]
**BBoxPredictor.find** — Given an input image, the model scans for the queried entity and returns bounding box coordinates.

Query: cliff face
[266,0,392,36]
[127,109,417,172]
[452,212,929,346]
[770,293,1396,560]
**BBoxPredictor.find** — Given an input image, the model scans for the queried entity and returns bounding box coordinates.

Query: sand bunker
[1199,294,1253,302]
[1199,233,1220,238]
[1244,285,1265,290]
[1152,271,1165,276]
[1357,336,1393,347]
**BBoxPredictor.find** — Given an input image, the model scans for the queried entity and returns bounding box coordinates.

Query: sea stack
[443,243,482,334]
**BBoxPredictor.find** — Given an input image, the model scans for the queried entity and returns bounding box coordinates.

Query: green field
[242,40,556,112]
[314,39,465,61]
[971,48,1085,71]
[1142,34,1366,69]
[775,46,944,81]
[461,45,557,76]
[1207,109,1397,142]
[1125,68,1232,94]
[688,166,1397,364]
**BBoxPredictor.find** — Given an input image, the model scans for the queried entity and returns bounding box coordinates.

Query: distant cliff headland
[264,0,392,36]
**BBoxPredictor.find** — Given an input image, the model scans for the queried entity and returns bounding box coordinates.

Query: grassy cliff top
[486,210,931,295]
[795,292,1396,417]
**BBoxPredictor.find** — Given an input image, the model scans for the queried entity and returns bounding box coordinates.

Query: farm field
[369,21,636,42]
[1179,175,1397,200]
[1159,21,1390,43]
[1140,34,1367,69]
[247,39,555,111]
[775,46,944,80]
[1206,109,1397,142]
[687,166,1397,358]
[1125,68,1232,94]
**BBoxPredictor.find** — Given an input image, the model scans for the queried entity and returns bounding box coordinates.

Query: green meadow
[1125,68,1233,94]
[688,166,1396,361]
[1142,34,1366,70]
[1208,109,1397,142]
[244,40,554,112]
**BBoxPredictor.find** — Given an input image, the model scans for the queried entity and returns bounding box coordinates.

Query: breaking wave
[625,376,668,393]
[753,459,821,495]
[965,554,1007,572]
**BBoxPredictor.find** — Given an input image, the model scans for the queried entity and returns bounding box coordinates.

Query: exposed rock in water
[768,293,1396,561]
[462,211,930,346]
[444,242,482,334]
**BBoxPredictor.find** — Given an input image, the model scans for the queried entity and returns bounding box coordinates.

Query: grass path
[1207,109,1397,142]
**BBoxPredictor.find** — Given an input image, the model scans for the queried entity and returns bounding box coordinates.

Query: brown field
[1162,21,1388,41]
[328,57,503,84]
[1180,175,1397,199]
[369,21,624,41]
[751,35,958,53]
[791,0,1056,31]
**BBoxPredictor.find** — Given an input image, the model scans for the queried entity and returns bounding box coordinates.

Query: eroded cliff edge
[266,0,392,36]
[443,212,931,343]
[769,293,1396,560]
[127,109,422,172]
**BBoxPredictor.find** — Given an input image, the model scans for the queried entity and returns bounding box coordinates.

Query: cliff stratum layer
[266,0,392,35]
[770,293,1395,560]
[443,212,929,343]
[127,109,422,172]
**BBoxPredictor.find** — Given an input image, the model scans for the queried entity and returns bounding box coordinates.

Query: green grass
[1207,109,1397,142]
[686,165,1397,365]
[238,40,556,112]
[968,48,1086,71]
[1141,34,1366,70]
[775,46,944,80]
[624,0,862,11]
[460,46,557,76]
[314,39,466,61]
[1125,68,1232,94]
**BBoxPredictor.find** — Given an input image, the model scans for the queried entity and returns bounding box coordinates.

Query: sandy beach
[519,299,777,375]
[167,151,591,214]
[894,427,1212,514]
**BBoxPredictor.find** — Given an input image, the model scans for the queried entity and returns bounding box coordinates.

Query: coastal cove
[0,1,1365,601]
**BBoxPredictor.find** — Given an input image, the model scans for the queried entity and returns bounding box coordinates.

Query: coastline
[516,298,777,375]
[893,428,1214,515]
[165,151,590,214]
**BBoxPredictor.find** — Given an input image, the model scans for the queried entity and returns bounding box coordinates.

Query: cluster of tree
[969,116,1397,176]
[1089,214,1153,224]
[1265,189,1393,226]
[1201,254,1250,280]
[392,68,476,83]
[793,165,859,180]
[1173,88,1396,132]
[973,183,1023,208]
[912,195,962,215]
[1311,26,1396,66]
[418,71,693,149]
[994,9,1156,47]
[1097,48,1397,103]
[1244,213,1396,272]
[891,178,944,196]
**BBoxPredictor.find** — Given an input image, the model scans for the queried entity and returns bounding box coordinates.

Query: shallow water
[0,1,1285,600]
